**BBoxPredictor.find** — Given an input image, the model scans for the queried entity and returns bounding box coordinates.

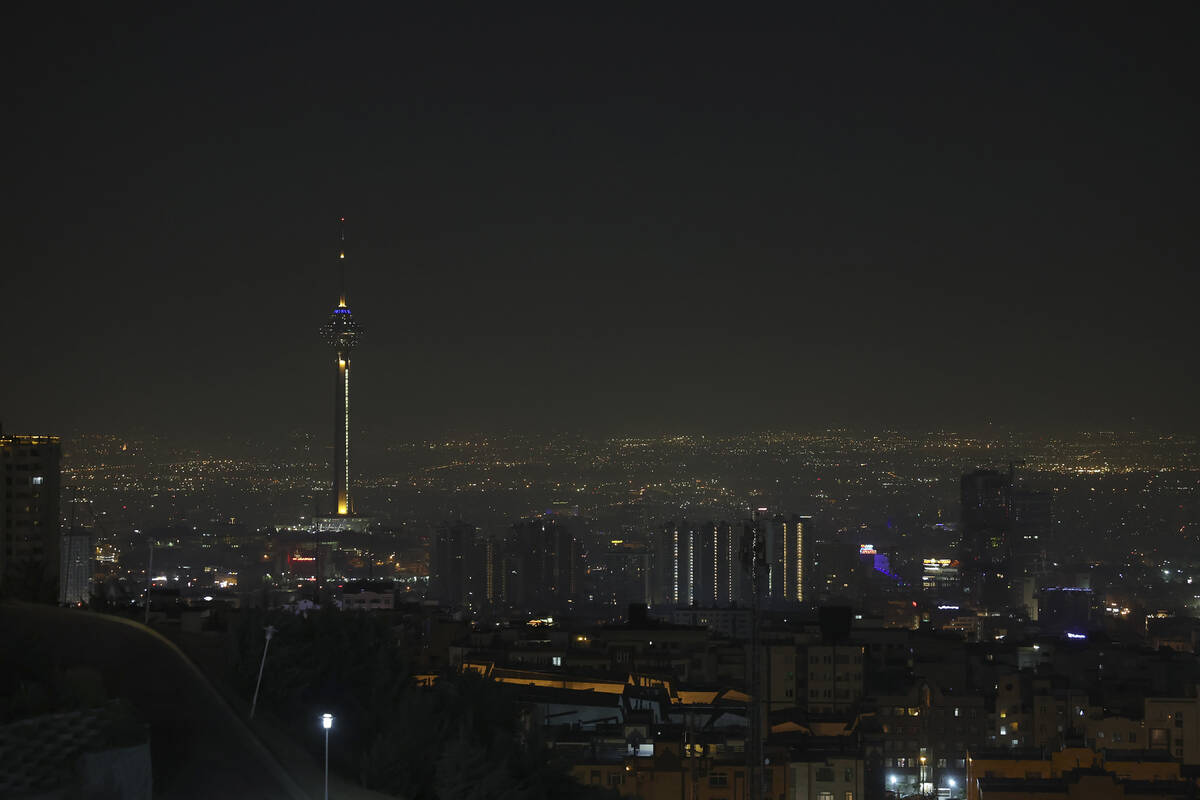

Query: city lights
[7,7,1198,799]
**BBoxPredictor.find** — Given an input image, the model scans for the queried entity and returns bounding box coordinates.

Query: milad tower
[316,218,368,531]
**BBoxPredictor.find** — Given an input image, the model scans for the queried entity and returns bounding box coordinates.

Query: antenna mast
[338,216,347,308]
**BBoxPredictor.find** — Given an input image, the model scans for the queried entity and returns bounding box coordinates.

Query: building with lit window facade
[649,513,809,611]
[1,434,61,602]
[58,527,92,606]
[765,513,810,607]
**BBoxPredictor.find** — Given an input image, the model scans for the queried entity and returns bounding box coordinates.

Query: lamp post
[322,713,333,800]
[249,625,277,719]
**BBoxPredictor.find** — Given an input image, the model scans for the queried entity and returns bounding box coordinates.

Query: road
[3,603,307,800]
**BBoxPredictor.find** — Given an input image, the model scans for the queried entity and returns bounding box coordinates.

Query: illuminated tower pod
[320,221,360,517]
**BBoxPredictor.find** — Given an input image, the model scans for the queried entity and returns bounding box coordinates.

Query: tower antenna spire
[338,216,347,308]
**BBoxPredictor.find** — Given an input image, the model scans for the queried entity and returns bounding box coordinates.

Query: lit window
[32,476,43,485]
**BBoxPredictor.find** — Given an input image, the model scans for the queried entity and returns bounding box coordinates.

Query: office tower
[959,467,1053,610]
[594,536,651,608]
[959,469,1010,604]
[1037,587,1092,636]
[920,557,960,593]
[503,517,585,610]
[431,520,476,608]
[1009,487,1051,576]
[1,434,62,602]
[59,527,93,606]
[960,469,1009,564]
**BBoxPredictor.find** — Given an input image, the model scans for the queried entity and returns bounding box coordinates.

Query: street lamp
[322,713,333,800]
[250,625,277,719]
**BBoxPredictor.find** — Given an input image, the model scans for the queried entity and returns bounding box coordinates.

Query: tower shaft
[334,352,351,515]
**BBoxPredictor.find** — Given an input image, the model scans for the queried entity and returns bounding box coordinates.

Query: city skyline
[6,7,1200,800]
[4,4,1199,440]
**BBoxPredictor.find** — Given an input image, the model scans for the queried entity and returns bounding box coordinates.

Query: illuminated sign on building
[859,544,877,555]
[921,556,960,593]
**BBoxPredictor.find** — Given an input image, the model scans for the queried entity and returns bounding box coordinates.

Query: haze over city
[6,4,1199,439]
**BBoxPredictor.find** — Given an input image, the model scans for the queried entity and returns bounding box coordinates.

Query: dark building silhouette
[430,520,478,608]
[960,469,1010,575]
[1009,487,1051,575]
[593,537,651,608]
[960,467,1051,610]
[1038,587,1093,636]
[1,433,62,602]
[502,516,586,611]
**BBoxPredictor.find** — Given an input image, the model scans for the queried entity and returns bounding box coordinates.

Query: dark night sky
[4,3,1198,440]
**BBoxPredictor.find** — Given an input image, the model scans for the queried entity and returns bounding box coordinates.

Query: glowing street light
[322,713,334,800]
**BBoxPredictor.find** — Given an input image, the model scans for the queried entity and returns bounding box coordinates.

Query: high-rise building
[651,519,742,608]
[501,516,586,611]
[431,520,477,608]
[692,520,740,607]
[315,219,368,532]
[647,514,810,609]
[920,557,960,594]
[1009,487,1051,576]
[764,512,809,606]
[959,467,1052,609]
[959,469,1011,605]
[592,536,651,608]
[59,527,93,606]
[1,434,62,602]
